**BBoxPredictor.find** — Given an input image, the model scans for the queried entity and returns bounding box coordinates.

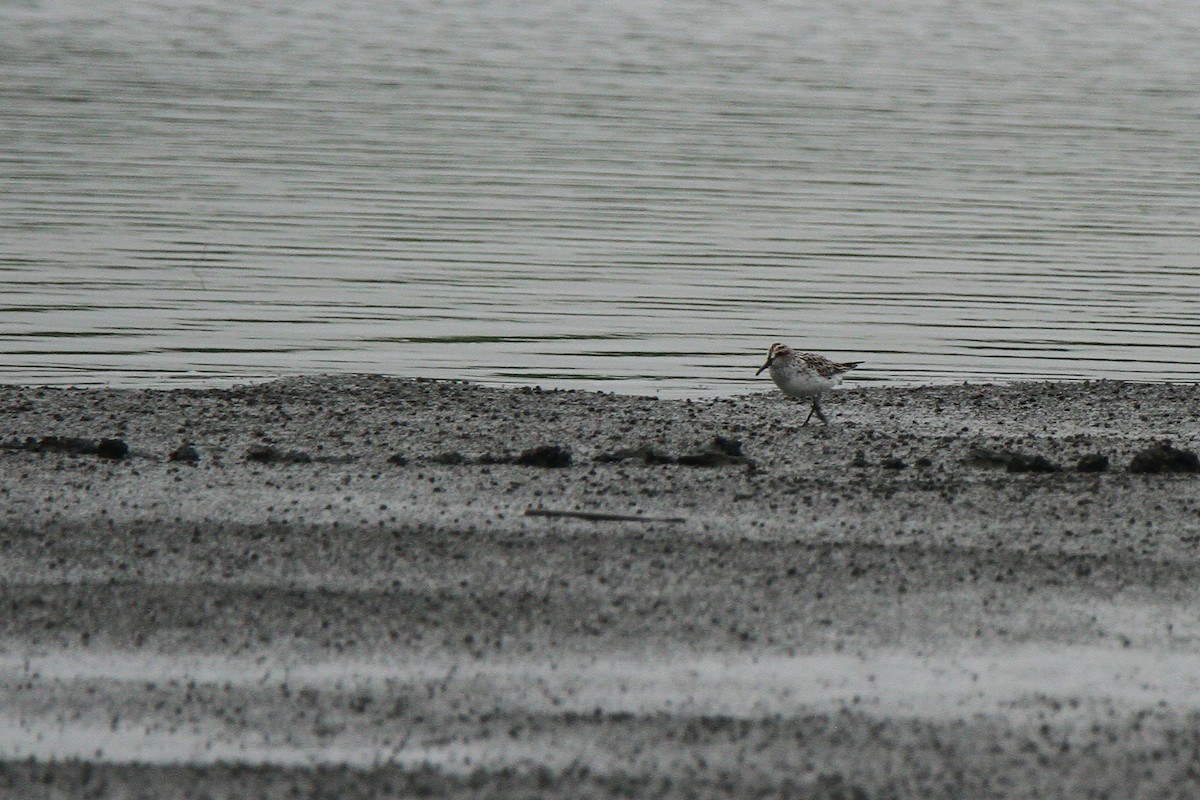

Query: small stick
[525,508,685,524]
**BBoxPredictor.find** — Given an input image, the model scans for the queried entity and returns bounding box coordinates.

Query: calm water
[2,0,1199,396]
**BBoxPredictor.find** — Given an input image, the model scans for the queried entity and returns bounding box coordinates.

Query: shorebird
[756,343,861,426]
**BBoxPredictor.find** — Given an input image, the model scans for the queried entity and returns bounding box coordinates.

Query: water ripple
[1,0,1199,394]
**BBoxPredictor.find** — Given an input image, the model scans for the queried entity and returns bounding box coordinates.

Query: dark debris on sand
[1128,442,1200,474]
[1076,453,1109,473]
[168,444,201,464]
[676,436,754,468]
[1005,453,1060,474]
[594,445,676,465]
[596,437,753,468]
[514,444,573,468]
[966,446,1059,473]
[966,446,1014,469]
[415,444,574,468]
[245,445,313,464]
[4,435,129,460]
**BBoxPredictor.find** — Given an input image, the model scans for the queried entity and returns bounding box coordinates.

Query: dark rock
[881,456,907,470]
[515,445,572,468]
[430,451,467,465]
[914,456,933,468]
[245,445,273,462]
[1006,453,1060,473]
[387,453,408,466]
[169,444,201,464]
[1128,442,1200,474]
[1076,453,1109,473]
[476,452,515,465]
[710,436,743,457]
[851,451,869,468]
[95,438,128,460]
[246,445,277,463]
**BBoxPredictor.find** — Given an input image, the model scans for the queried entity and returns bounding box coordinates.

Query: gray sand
[2,375,1199,798]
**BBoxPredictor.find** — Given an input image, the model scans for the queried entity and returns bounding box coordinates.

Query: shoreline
[2,375,1199,798]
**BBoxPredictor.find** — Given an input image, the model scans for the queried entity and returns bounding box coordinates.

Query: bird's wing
[799,353,861,378]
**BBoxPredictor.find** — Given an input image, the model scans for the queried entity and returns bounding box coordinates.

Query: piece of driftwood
[525,508,685,523]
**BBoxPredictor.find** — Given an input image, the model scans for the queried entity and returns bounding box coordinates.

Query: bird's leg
[801,400,817,427]
[812,399,828,425]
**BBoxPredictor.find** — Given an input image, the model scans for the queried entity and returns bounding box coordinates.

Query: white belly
[770,364,838,399]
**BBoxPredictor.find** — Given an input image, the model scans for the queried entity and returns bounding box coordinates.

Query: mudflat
[2,376,1199,799]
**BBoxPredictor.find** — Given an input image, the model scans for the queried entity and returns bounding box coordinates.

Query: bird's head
[756,342,791,375]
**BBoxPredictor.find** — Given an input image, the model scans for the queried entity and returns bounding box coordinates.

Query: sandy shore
[2,375,1200,798]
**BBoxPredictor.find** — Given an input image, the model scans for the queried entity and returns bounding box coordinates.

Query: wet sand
[2,375,1200,798]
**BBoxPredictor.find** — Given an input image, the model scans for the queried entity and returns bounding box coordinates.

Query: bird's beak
[755,357,772,376]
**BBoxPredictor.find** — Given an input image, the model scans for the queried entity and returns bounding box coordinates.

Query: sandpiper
[756,342,861,426]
